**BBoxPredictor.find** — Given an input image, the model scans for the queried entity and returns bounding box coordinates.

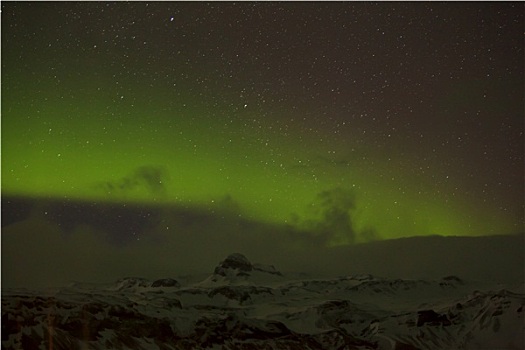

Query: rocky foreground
[2,253,524,349]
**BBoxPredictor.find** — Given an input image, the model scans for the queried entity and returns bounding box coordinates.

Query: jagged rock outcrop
[111,277,150,291]
[151,278,180,288]
[416,309,451,327]
[2,261,524,350]
[214,253,253,276]
[213,253,283,277]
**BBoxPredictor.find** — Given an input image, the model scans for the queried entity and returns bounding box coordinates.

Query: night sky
[2,1,524,262]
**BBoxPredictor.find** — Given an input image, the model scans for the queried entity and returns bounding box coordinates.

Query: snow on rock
[2,253,524,350]
[214,253,254,276]
[200,253,285,288]
[110,277,151,291]
[151,278,180,288]
[212,253,282,278]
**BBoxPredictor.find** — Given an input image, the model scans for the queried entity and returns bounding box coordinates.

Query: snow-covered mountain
[2,253,524,349]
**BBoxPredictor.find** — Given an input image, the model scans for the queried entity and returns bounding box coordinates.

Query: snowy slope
[2,253,524,350]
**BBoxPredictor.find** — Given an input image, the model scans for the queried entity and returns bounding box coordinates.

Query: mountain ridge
[2,252,524,350]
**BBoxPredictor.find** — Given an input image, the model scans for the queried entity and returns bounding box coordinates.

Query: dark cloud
[2,194,523,289]
[6,191,520,290]
[1,166,169,243]
[0,193,265,248]
[134,166,167,194]
[3,205,523,288]
[97,165,168,197]
[1,196,35,227]
[1,196,163,245]
[211,194,243,215]
[293,187,378,245]
[1,188,375,251]
[48,201,163,245]
[1,194,307,287]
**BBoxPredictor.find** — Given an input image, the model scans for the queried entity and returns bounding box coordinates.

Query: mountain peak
[212,253,282,279]
[214,253,253,276]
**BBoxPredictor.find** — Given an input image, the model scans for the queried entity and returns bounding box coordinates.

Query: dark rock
[2,313,20,340]
[394,340,421,350]
[417,309,451,327]
[108,304,140,319]
[21,329,43,349]
[113,277,150,290]
[213,253,283,278]
[192,314,295,346]
[214,253,253,276]
[81,302,106,315]
[319,299,352,310]
[163,299,182,309]
[208,285,274,304]
[151,278,180,288]
[442,275,463,284]
[253,264,283,276]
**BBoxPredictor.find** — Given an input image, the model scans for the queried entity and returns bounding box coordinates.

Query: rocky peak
[214,253,253,276]
[151,278,180,288]
[112,277,150,291]
[211,253,283,280]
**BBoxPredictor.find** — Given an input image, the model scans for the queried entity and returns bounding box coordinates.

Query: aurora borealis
[2,1,524,253]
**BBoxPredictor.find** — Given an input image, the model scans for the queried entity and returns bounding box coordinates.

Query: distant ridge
[313,233,524,284]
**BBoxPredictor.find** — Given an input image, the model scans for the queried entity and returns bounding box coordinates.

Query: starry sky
[2,1,524,254]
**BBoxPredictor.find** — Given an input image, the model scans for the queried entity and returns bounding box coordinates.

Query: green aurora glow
[2,2,523,244]
[2,89,519,240]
